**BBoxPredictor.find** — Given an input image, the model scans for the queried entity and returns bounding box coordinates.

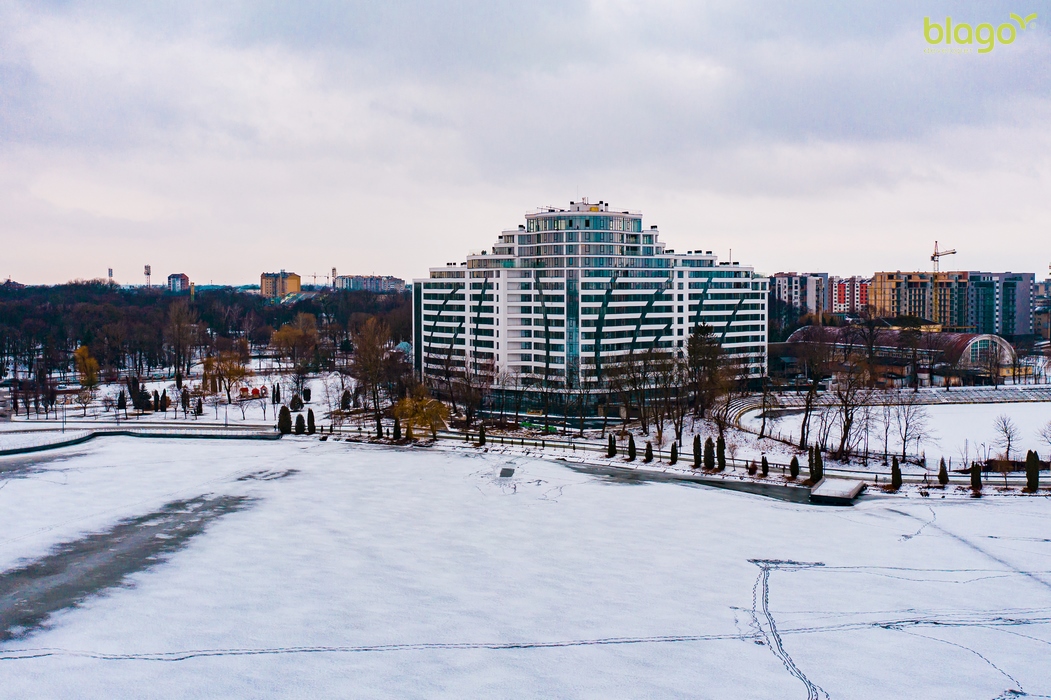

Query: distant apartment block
[1035,279,1051,300]
[827,276,870,314]
[1036,308,1050,341]
[167,273,190,293]
[260,270,301,298]
[871,271,1035,336]
[335,275,406,293]
[771,273,827,316]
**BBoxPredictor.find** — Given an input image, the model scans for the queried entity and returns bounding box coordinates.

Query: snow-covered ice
[1,437,1050,698]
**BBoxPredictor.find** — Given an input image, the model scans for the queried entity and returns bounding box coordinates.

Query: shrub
[307,408,316,435]
[479,424,486,446]
[294,413,306,435]
[693,435,701,468]
[303,387,311,402]
[747,461,757,476]
[340,390,351,411]
[704,438,715,470]
[970,461,983,492]
[761,455,769,477]
[643,441,653,463]
[716,435,726,471]
[891,455,902,491]
[670,442,678,465]
[393,417,401,441]
[289,394,304,411]
[789,455,799,479]
[1026,450,1040,492]
[607,434,616,458]
[938,457,949,486]
[278,406,292,434]
[627,435,637,461]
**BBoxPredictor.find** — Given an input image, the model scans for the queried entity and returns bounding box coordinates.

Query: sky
[1,0,1049,286]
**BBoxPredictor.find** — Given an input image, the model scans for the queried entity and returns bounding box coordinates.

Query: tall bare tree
[993,414,1019,461]
[893,390,932,462]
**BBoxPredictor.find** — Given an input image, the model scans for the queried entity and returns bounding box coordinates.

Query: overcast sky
[2,0,1049,285]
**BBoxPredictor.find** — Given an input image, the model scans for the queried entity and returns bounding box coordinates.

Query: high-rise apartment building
[167,273,190,293]
[412,200,768,393]
[827,276,870,314]
[871,271,1034,336]
[260,270,301,298]
[771,273,827,316]
[335,275,406,293]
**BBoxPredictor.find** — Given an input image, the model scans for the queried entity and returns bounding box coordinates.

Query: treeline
[0,280,411,384]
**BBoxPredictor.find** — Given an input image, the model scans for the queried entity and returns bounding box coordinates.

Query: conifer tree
[341,389,351,412]
[195,397,203,416]
[693,434,701,468]
[303,387,311,402]
[153,390,160,412]
[704,437,715,470]
[117,390,127,418]
[644,441,653,463]
[970,461,982,492]
[393,417,401,441]
[815,449,824,481]
[295,413,306,435]
[761,455,769,477]
[716,435,726,471]
[809,448,818,482]
[670,442,678,465]
[627,434,637,461]
[607,434,616,458]
[789,455,799,479]
[307,408,316,435]
[1025,450,1040,492]
[161,389,168,413]
[278,405,292,434]
[479,424,486,446]
[938,457,949,486]
[891,455,902,490]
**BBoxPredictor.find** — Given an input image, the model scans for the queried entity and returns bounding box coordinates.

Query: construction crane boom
[931,241,956,273]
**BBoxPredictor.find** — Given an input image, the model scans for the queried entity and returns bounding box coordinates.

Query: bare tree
[893,390,932,462]
[350,317,397,438]
[1040,421,1051,453]
[795,326,833,449]
[993,414,1019,461]
[831,355,871,460]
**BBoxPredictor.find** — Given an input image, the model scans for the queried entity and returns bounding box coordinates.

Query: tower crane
[930,242,957,327]
[931,241,956,273]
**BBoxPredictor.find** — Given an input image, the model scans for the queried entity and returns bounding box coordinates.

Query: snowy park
[1,437,1050,698]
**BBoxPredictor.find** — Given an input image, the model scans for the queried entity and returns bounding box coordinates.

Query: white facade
[413,200,768,389]
[772,272,827,316]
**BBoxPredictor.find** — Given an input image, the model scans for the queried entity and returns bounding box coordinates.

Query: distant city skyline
[2,2,1049,285]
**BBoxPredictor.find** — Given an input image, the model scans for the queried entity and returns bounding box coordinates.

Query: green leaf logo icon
[1009,12,1037,29]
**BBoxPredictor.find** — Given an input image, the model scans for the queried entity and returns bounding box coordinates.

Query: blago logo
[924,13,1037,53]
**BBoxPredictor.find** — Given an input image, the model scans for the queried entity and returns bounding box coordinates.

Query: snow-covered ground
[744,401,1051,465]
[1,438,1050,698]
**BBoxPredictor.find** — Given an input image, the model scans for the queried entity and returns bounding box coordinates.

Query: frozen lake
[1,437,1050,698]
